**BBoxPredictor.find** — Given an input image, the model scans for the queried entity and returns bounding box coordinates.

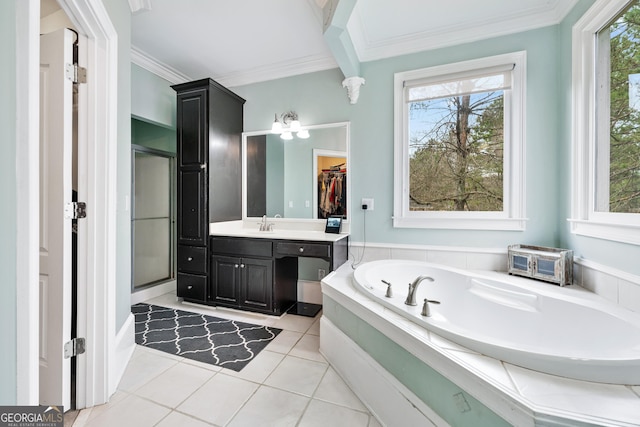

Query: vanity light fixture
[271,111,309,139]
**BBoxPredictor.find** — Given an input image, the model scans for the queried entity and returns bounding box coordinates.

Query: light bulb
[271,120,282,134]
[280,131,293,140]
[297,129,310,139]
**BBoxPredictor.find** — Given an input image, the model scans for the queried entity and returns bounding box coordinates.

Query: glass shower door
[132,149,174,289]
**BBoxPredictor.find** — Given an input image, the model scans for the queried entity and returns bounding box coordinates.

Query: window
[571,0,640,244]
[393,52,526,230]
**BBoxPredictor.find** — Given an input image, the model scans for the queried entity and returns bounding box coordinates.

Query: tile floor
[71,292,380,427]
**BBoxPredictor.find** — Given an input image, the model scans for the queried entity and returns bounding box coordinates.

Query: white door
[39,28,74,409]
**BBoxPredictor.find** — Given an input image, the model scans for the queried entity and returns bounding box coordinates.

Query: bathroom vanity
[171,85,351,317]
[179,224,348,316]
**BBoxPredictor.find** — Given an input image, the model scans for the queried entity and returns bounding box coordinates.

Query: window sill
[568,219,640,245]
[393,216,527,231]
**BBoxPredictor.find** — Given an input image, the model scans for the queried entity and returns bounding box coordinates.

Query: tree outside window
[598,1,640,214]
[408,89,504,212]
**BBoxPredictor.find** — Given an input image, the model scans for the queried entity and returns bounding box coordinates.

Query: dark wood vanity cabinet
[210,237,297,315]
[210,255,274,312]
[172,79,245,301]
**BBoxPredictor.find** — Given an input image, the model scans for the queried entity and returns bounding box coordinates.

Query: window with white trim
[393,52,526,230]
[571,0,640,244]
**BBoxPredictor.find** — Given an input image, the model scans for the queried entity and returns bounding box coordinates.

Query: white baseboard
[131,280,176,305]
[319,316,449,427]
[109,313,135,396]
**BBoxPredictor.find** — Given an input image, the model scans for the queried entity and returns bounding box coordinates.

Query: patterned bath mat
[132,303,282,372]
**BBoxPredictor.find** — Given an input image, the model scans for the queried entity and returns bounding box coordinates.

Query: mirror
[243,122,349,221]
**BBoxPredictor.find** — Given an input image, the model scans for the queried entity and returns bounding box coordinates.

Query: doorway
[17,0,121,409]
[132,146,176,290]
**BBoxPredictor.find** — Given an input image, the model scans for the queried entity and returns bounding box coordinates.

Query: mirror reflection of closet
[314,150,347,219]
[243,122,349,221]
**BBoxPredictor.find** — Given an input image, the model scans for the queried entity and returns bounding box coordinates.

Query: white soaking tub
[352,259,640,385]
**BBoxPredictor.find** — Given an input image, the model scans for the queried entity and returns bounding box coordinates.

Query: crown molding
[131,46,336,88]
[350,0,579,62]
[130,46,191,84]
[215,54,339,88]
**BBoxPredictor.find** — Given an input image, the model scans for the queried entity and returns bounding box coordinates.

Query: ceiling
[105,1,578,88]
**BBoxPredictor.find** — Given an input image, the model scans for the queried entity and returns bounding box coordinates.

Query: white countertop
[209,220,349,243]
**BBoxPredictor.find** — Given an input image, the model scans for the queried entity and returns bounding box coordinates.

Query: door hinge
[64,338,86,359]
[65,63,87,84]
[64,202,87,219]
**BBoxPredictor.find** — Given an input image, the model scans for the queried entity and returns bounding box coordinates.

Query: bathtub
[352,259,640,385]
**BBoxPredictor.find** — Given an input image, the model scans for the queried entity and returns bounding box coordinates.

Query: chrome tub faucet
[405,275,434,306]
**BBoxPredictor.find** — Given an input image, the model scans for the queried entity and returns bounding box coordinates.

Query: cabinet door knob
[187,257,193,261]
[200,164,206,170]
[299,247,304,253]
[240,264,245,268]
[187,285,193,290]
[234,264,239,268]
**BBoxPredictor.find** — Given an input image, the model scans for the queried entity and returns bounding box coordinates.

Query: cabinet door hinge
[64,202,87,219]
[64,337,86,359]
[65,63,87,84]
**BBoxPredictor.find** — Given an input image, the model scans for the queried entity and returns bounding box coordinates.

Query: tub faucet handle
[381,280,393,298]
[421,298,431,317]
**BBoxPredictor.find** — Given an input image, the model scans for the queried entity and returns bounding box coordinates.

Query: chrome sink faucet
[405,275,434,306]
[259,215,273,231]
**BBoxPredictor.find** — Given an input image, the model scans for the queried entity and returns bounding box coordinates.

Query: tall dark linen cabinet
[172,78,245,301]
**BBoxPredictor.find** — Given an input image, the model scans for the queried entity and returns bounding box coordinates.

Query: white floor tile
[289,333,325,362]
[177,373,258,426]
[75,390,129,426]
[84,394,171,427]
[223,350,285,383]
[110,293,378,427]
[117,348,178,393]
[135,362,215,408]
[179,354,223,372]
[264,355,328,397]
[307,318,321,336]
[299,399,370,427]
[227,385,309,427]
[270,313,317,333]
[313,367,367,412]
[368,414,383,427]
[265,329,303,354]
[156,411,215,427]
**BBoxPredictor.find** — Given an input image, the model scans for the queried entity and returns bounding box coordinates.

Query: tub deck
[322,262,640,427]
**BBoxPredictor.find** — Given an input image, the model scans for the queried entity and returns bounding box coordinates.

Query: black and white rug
[132,303,282,372]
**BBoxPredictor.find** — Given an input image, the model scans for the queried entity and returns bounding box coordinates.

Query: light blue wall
[234,26,562,248]
[132,119,176,153]
[102,0,133,331]
[131,63,176,129]
[234,3,640,277]
[0,0,18,406]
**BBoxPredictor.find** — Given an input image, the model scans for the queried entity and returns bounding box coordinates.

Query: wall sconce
[271,111,310,139]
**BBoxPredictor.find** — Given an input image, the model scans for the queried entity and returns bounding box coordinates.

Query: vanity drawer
[178,245,207,274]
[275,241,331,258]
[177,273,207,301]
[210,237,273,258]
